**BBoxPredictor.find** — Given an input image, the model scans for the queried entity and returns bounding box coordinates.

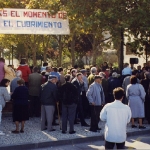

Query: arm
[127,107,132,123]
[139,84,146,101]
[3,88,10,102]
[126,85,129,100]
[86,85,94,104]
[122,78,125,90]
[100,105,107,121]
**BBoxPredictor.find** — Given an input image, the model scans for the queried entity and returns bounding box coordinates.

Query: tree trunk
[119,28,124,73]
[32,47,37,66]
[92,36,98,65]
[58,35,63,67]
[71,34,76,66]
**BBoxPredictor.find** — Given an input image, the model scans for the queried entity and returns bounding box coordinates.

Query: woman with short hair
[0,79,10,135]
[126,75,146,129]
[11,79,29,134]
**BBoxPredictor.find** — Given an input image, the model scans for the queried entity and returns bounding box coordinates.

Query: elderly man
[29,67,42,117]
[88,67,97,86]
[72,73,89,127]
[40,75,58,132]
[87,75,105,132]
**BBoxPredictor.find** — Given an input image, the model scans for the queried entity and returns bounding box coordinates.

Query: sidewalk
[0,117,150,149]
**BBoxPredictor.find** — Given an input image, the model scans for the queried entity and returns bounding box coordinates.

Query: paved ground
[0,117,150,148]
[36,134,150,149]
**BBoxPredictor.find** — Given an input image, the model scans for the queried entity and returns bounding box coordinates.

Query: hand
[91,102,95,106]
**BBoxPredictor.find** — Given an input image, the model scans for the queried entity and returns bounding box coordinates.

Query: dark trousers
[62,103,77,132]
[82,91,90,118]
[29,95,41,117]
[76,97,87,125]
[105,141,125,149]
[90,105,102,131]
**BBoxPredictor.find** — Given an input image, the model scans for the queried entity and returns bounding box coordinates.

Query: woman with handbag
[126,75,146,129]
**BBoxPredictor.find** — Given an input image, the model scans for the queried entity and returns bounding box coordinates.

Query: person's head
[144,72,150,79]
[16,70,22,77]
[94,75,102,84]
[43,62,48,67]
[65,74,71,82]
[90,67,97,74]
[20,58,26,64]
[99,72,106,79]
[76,73,82,81]
[17,79,25,86]
[46,66,51,73]
[132,70,138,76]
[113,87,124,101]
[103,62,108,67]
[112,72,118,78]
[0,79,10,87]
[48,75,57,84]
[41,71,46,76]
[58,67,63,74]
[86,50,91,56]
[33,66,39,73]
[137,65,141,70]
[130,75,137,84]
[74,65,78,69]
[124,63,129,68]
[53,67,58,72]
[142,67,147,73]
[0,58,5,63]
[80,69,87,76]
[71,69,77,77]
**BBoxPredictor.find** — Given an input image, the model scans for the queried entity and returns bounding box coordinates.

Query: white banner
[0,8,70,35]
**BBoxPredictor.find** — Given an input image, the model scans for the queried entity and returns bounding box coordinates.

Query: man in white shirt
[100,87,131,149]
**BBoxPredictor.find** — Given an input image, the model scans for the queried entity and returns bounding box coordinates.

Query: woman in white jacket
[0,79,10,135]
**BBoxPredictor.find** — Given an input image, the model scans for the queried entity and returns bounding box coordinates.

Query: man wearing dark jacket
[59,74,78,134]
[108,72,121,103]
[71,73,89,127]
[40,75,58,132]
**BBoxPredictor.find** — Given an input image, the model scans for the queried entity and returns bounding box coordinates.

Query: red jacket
[17,65,31,82]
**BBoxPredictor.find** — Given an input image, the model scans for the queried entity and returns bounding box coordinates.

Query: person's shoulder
[127,84,132,88]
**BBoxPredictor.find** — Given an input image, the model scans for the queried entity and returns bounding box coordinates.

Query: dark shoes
[139,126,146,129]
[131,125,137,128]
[89,129,97,132]
[69,131,76,134]
[97,127,101,130]
[20,130,24,133]
[12,130,19,134]
[62,131,67,134]
[49,129,56,132]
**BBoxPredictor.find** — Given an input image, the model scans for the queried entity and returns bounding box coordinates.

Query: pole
[12,45,14,65]
[120,28,124,74]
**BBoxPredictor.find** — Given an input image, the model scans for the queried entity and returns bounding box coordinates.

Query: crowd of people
[0,57,150,149]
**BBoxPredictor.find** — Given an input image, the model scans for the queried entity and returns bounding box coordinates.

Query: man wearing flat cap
[86,75,105,132]
[40,75,58,132]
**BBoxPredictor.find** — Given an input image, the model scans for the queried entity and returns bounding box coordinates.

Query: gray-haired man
[40,75,58,132]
